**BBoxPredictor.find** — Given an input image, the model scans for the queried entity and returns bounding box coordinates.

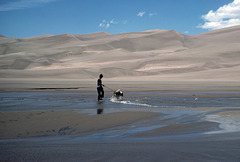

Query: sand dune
[0,26,240,84]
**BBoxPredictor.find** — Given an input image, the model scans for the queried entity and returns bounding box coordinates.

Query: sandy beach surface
[1,26,240,161]
[0,110,160,139]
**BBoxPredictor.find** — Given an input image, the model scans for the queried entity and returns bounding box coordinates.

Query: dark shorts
[97,87,104,100]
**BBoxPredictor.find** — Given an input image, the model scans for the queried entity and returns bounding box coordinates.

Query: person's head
[99,74,103,79]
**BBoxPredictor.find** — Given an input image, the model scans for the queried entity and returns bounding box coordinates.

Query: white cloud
[0,0,57,11]
[137,11,146,17]
[149,13,157,17]
[199,0,240,30]
[99,19,118,29]
[99,20,108,29]
[99,23,105,28]
[110,19,118,24]
[137,11,157,17]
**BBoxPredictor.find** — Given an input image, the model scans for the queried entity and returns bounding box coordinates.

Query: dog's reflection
[97,108,104,114]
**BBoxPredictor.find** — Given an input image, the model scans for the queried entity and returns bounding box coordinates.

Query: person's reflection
[97,108,104,114]
[97,101,104,114]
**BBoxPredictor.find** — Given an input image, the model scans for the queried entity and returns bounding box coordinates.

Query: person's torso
[97,79,102,88]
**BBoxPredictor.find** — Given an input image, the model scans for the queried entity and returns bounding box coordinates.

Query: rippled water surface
[0,92,240,112]
[1,91,240,137]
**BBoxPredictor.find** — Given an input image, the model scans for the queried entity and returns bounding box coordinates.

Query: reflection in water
[97,100,104,114]
[97,108,104,114]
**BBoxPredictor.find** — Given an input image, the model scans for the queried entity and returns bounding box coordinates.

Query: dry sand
[1,26,240,94]
[1,78,240,93]
[0,26,240,85]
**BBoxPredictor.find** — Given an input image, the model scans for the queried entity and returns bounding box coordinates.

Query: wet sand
[1,132,240,161]
[0,110,160,139]
[1,86,240,161]
[1,99,240,161]
[1,130,240,161]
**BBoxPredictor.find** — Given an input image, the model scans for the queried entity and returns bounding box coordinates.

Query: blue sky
[1,0,240,38]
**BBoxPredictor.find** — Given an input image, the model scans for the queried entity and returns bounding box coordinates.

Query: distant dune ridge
[0,26,240,81]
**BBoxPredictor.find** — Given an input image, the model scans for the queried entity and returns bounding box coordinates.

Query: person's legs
[97,88,101,101]
[101,88,104,98]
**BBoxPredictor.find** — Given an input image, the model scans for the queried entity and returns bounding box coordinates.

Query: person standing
[97,74,104,101]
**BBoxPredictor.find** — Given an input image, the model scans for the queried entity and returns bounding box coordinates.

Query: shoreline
[1,78,240,93]
[1,90,240,100]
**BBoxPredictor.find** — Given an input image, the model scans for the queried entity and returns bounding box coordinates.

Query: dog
[113,89,123,99]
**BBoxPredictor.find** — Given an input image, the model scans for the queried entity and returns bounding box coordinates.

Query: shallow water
[1,91,240,138]
[0,91,240,112]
